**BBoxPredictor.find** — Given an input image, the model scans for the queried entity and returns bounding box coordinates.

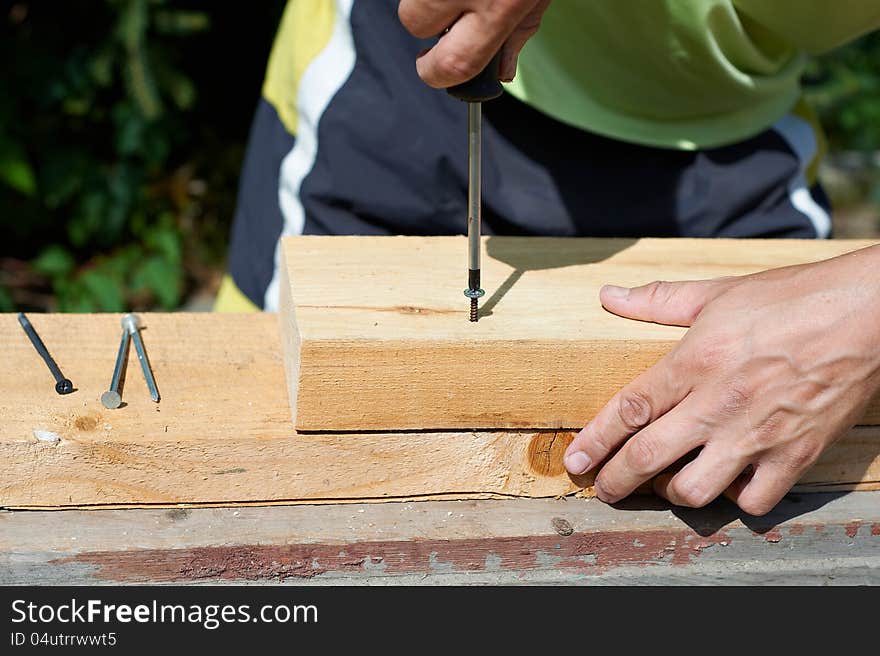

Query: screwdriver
[447,53,503,322]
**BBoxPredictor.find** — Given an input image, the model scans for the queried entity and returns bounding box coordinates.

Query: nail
[602,285,630,299]
[564,451,592,475]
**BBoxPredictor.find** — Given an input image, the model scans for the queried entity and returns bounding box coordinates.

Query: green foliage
[0,1,283,312]
[805,33,880,153]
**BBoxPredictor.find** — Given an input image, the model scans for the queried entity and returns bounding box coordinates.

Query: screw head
[101,390,122,409]
[463,288,485,299]
[55,379,74,395]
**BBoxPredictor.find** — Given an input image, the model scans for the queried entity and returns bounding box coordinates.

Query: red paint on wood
[871,523,880,536]
[759,528,783,543]
[52,527,733,583]
[844,521,862,539]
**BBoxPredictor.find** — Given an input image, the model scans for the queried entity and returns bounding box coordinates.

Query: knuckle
[436,51,482,82]
[625,436,660,475]
[644,280,672,305]
[617,390,653,431]
[737,433,769,460]
[588,429,614,457]
[719,382,753,416]
[594,474,622,502]
[397,3,418,31]
[512,16,542,39]
[492,0,526,21]
[785,442,823,473]
[670,478,713,508]
[520,7,546,32]
[691,333,733,372]
[738,496,775,517]
[738,419,780,457]
[520,22,541,38]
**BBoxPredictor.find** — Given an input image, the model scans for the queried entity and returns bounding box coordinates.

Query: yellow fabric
[791,98,828,187]
[213,275,261,313]
[262,0,337,135]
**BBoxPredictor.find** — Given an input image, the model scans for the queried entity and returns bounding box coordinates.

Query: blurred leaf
[154,10,210,36]
[806,32,880,153]
[31,245,76,278]
[80,269,125,311]
[164,67,196,110]
[113,102,146,155]
[40,151,90,209]
[118,0,163,120]
[0,284,14,312]
[145,219,181,263]
[68,190,108,247]
[2,0,289,312]
[0,136,37,196]
[131,254,181,308]
[90,46,115,88]
[55,278,92,313]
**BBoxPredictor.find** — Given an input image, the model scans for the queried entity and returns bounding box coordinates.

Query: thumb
[599,278,734,327]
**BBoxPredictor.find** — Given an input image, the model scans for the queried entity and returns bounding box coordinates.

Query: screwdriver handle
[446,52,504,102]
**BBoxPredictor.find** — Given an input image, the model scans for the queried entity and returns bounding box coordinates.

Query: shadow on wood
[609,490,857,537]
[480,237,638,317]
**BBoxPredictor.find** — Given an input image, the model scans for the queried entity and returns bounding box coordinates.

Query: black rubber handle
[446,52,504,102]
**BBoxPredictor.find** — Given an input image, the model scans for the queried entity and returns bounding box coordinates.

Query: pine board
[1,312,877,509]
[279,236,880,430]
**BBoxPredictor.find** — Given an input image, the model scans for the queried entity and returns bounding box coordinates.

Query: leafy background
[1,1,879,312]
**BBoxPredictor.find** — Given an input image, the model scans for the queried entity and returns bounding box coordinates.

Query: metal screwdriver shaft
[101,327,130,409]
[447,53,503,323]
[123,313,160,403]
[465,101,484,322]
[17,312,74,395]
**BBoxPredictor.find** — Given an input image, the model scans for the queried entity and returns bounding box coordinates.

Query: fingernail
[564,451,592,475]
[602,285,630,299]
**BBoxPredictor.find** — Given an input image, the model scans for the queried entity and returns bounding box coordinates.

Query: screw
[122,313,160,403]
[17,312,74,395]
[101,327,131,409]
[463,287,484,323]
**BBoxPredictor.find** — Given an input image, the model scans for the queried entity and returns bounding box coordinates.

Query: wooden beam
[1,313,877,508]
[279,236,880,431]
[3,494,879,584]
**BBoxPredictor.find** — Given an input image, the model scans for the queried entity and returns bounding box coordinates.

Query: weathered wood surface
[1,313,878,508]
[279,236,880,430]
[2,493,878,584]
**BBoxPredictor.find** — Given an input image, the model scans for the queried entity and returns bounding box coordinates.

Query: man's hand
[563,246,880,516]
[398,0,551,87]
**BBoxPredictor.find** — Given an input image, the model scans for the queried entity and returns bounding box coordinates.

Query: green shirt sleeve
[734,0,880,53]
[505,1,880,150]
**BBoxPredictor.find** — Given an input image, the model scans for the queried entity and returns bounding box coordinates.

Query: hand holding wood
[564,245,880,515]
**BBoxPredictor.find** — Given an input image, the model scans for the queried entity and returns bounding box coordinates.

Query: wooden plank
[1,313,878,508]
[3,493,879,584]
[279,236,880,430]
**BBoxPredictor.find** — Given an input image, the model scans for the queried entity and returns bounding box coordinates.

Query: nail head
[101,390,122,409]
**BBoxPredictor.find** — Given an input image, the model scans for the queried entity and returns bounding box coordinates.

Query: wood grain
[1,313,878,508]
[279,236,880,430]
